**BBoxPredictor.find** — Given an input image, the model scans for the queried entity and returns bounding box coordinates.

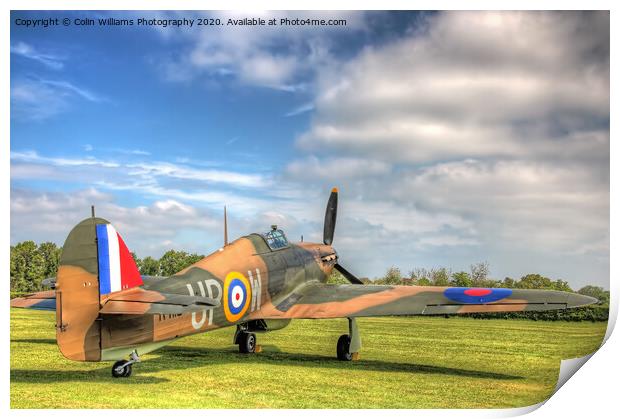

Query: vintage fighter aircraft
[11,188,597,377]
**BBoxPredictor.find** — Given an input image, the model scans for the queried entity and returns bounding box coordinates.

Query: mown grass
[10,308,606,408]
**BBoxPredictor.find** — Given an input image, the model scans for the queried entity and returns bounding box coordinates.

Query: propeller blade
[335,263,364,285]
[323,187,338,245]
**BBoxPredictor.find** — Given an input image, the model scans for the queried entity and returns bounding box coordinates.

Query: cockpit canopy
[261,228,289,250]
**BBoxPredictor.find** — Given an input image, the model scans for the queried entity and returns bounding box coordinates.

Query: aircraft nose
[566,293,598,308]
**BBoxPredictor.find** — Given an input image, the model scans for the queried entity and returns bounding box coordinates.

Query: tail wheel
[238,332,257,354]
[112,360,132,378]
[337,334,352,361]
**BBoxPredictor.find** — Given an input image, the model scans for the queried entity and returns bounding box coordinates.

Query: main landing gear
[336,317,361,361]
[111,350,140,378]
[234,325,261,354]
[238,331,257,353]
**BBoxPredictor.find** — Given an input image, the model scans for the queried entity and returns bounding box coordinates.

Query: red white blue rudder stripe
[96,224,143,295]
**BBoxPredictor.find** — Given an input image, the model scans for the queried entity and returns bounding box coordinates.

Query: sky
[10,10,610,289]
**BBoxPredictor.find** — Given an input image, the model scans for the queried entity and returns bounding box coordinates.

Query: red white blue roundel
[228,279,247,314]
[444,287,512,304]
[223,272,252,322]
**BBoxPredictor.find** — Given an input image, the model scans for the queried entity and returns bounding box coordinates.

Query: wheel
[112,360,131,378]
[238,332,257,354]
[337,334,352,361]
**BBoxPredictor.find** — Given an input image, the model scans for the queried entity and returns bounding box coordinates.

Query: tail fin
[56,217,142,361]
[95,223,142,294]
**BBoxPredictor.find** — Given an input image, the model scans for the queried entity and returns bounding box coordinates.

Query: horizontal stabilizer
[100,287,219,315]
[10,290,56,311]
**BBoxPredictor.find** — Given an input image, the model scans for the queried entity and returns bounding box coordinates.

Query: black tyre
[337,334,352,361]
[238,332,257,354]
[112,360,130,378]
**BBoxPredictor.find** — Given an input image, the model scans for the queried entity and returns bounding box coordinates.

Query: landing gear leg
[336,317,361,361]
[111,350,140,378]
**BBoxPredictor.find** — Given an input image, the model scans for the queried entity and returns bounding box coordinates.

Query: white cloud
[285,102,315,117]
[286,11,609,286]
[398,159,608,253]
[10,150,278,217]
[40,79,104,103]
[285,156,390,180]
[10,188,221,257]
[11,42,65,70]
[11,150,120,168]
[155,11,367,90]
[11,78,105,120]
[11,150,266,189]
[299,11,609,164]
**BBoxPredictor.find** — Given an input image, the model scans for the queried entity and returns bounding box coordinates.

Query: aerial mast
[224,205,228,247]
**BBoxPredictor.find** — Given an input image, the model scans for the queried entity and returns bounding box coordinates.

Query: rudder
[56,217,142,361]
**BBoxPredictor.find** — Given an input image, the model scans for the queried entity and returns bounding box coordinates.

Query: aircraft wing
[249,283,597,320]
[10,290,56,311]
[99,287,220,315]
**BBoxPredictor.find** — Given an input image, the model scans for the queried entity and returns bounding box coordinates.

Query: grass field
[10,308,606,409]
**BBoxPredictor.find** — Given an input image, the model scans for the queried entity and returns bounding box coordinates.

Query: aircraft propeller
[323,188,364,285]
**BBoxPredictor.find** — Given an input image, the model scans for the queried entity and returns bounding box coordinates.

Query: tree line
[10,241,609,321]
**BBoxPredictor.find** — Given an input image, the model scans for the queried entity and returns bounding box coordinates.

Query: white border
[4,1,616,418]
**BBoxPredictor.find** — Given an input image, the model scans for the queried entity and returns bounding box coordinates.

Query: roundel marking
[463,288,492,297]
[444,287,512,304]
[223,271,252,322]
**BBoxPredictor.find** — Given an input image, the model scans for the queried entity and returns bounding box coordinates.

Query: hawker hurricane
[11,188,597,377]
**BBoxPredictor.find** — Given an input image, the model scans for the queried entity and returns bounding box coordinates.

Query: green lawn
[10,308,606,408]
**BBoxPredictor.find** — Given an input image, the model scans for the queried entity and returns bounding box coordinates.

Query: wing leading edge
[248,283,598,320]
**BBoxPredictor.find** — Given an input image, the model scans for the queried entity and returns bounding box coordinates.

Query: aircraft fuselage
[99,233,337,358]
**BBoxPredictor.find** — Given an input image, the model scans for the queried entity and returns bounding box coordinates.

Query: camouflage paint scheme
[11,217,597,364]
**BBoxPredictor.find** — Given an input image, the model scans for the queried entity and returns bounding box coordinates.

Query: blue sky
[10,11,610,289]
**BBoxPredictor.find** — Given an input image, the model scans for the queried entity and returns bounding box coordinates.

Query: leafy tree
[38,242,61,278]
[159,250,188,276]
[431,267,451,286]
[158,250,204,276]
[10,241,46,292]
[139,256,161,276]
[451,271,472,287]
[187,253,204,266]
[517,273,553,289]
[417,277,431,286]
[552,279,573,292]
[409,268,430,286]
[382,266,403,285]
[470,261,490,286]
[578,285,609,305]
[327,270,349,285]
[477,279,501,288]
[501,277,516,288]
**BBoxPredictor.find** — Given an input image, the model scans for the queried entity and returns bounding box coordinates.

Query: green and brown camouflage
[10,189,597,375]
